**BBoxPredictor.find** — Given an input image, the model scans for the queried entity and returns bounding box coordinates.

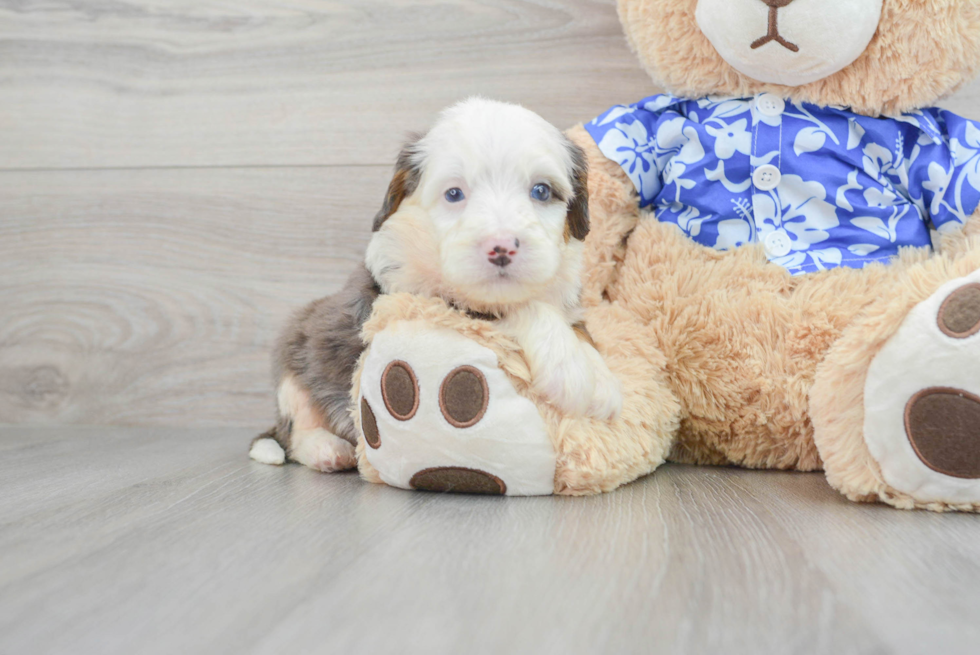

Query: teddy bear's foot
[863,270,980,505]
[355,320,556,496]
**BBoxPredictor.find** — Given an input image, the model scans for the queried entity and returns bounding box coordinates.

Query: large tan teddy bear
[353,0,980,511]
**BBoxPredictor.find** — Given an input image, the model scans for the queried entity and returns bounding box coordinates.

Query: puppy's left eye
[530,183,552,202]
[445,187,465,203]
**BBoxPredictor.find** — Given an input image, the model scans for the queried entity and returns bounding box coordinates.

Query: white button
[757,94,786,117]
[753,165,781,191]
[764,229,792,258]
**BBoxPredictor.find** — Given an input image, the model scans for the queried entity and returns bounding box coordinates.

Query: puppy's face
[365,98,589,308]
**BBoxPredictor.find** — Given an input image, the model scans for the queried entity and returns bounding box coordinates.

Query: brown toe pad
[381,360,419,421]
[361,398,381,449]
[409,467,506,495]
[439,365,489,428]
[938,283,980,338]
[905,387,980,478]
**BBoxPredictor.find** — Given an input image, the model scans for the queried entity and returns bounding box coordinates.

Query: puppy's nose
[760,0,794,6]
[485,238,519,268]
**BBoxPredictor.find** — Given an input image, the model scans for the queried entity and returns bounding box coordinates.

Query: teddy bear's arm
[566,125,643,307]
[936,206,980,260]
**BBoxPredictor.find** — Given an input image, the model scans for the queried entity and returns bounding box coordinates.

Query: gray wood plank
[1,0,650,169]
[4,0,979,172]
[4,426,980,654]
[743,473,980,651]
[3,0,979,429]
[0,167,386,427]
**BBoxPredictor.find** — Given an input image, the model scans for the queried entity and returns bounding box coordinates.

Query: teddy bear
[351,0,980,511]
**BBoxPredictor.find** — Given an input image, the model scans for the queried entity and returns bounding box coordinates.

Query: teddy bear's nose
[761,0,795,7]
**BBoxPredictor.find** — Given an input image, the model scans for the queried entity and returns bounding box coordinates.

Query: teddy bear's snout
[751,0,800,52]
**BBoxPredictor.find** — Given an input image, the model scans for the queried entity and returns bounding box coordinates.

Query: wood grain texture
[0,166,387,426]
[3,0,980,428]
[3,0,978,171]
[0,0,649,169]
[2,426,980,655]
[3,6,980,653]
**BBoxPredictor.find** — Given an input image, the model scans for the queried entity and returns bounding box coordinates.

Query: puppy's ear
[372,136,423,232]
[565,141,590,241]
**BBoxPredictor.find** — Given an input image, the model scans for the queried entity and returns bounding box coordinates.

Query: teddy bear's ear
[564,141,590,241]
[373,136,423,232]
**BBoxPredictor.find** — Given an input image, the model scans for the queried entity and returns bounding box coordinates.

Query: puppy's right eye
[444,188,465,203]
[530,183,552,202]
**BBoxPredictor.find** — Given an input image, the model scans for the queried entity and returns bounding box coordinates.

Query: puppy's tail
[248,418,290,466]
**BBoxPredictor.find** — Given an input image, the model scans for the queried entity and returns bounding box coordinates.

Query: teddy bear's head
[618,0,980,115]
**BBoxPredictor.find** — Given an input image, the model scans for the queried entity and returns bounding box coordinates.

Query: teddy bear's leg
[566,125,641,307]
[811,246,980,511]
[354,320,557,496]
[353,297,682,497]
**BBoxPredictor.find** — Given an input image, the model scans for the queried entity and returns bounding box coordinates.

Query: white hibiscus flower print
[715,219,752,250]
[864,187,898,209]
[597,120,661,202]
[655,117,706,204]
[705,119,752,159]
[583,95,980,276]
[656,117,706,167]
[806,247,844,270]
[753,175,839,250]
[950,122,980,192]
[922,162,952,216]
[862,143,894,180]
[643,95,681,113]
[594,105,634,127]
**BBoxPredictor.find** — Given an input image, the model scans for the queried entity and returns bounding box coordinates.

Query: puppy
[249,98,623,472]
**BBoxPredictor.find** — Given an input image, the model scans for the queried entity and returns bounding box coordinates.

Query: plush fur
[354,133,980,503]
[252,98,622,472]
[350,0,980,510]
[619,0,980,116]
[365,99,622,420]
[351,292,679,495]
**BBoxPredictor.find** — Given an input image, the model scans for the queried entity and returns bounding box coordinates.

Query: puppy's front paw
[533,356,595,417]
[585,350,623,421]
[531,342,622,421]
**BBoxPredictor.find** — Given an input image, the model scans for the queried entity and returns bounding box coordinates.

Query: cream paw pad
[864,269,980,504]
[355,320,556,496]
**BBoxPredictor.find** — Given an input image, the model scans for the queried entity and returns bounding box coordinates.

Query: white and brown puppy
[250,98,622,472]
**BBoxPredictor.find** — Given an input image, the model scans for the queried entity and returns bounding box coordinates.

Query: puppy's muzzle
[485,238,520,268]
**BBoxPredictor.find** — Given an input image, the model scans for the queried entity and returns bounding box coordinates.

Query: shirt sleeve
[583,97,674,207]
[908,110,980,232]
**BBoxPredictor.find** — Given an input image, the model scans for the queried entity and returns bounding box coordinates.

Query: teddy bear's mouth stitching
[751,0,800,53]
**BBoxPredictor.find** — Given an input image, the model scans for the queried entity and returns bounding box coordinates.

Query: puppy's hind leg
[282,374,356,472]
[249,424,288,465]
[251,374,356,472]
[289,428,356,473]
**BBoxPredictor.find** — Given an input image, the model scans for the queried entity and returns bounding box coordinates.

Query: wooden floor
[3,426,980,654]
[5,1,980,653]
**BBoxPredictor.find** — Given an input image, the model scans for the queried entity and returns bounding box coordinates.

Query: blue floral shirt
[585,94,980,274]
